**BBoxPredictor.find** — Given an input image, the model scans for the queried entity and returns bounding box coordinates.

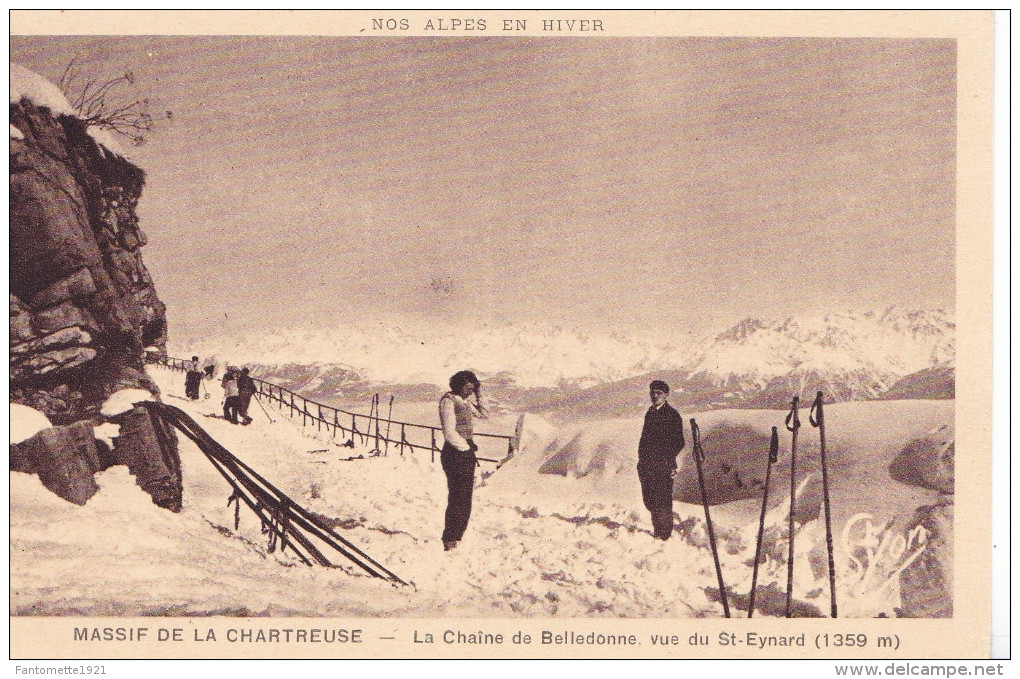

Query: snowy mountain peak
[715,318,767,343]
[678,307,954,404]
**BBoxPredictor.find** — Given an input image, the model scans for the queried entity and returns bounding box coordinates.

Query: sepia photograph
[8,10,996,661]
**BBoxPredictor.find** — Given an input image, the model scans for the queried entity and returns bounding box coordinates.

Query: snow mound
[10,63,75,116]
[538,423,636,481]
[100,388,154,416]
[10,404,53,445]
[514,413,557,460]
[90,466,164,512]
[490,417,643,508]
[10,471,73,509]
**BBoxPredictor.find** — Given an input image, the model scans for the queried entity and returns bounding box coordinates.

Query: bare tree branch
[57,54,172,146]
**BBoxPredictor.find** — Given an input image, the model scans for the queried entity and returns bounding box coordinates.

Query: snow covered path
[10,367,723,618]
[11,365,950,618]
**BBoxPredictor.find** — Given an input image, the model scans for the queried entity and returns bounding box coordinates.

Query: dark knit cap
[649,380,670,394]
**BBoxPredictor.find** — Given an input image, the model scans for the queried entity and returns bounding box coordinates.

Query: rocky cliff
[892,424,955,617]
[9,65,180,510]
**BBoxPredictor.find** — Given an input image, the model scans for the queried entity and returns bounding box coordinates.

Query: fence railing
[157,356,515,464]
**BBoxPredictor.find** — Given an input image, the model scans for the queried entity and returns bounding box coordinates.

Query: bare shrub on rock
[58,54,172,146]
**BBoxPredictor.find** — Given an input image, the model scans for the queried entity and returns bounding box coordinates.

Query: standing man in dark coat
[236,367,255,426]
[184,356,203,400]
[637,379,685,540]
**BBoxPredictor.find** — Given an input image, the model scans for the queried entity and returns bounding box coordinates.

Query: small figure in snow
[184,356,203,400]
[221,366,240,424]
[438,370,488,552]
[236,367,256,426]
[637,379,685,540]
[202,356,216,379]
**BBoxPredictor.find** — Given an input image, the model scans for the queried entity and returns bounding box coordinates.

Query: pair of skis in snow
[691,391,836,619]
[142,401,407,586]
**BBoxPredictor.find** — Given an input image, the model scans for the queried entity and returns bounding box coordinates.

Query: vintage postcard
[9,10,995,661]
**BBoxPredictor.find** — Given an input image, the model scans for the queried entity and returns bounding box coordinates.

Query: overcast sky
[11,36,956,340]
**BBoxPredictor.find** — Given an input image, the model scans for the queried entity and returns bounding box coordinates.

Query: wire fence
[157,356,515,464]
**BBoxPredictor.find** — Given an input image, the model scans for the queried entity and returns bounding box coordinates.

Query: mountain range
[172,306,954,414]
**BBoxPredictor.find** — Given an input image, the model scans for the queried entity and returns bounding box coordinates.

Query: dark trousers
[185,371,202,399]
[441,441,477,543]
[223,396,240,423]
[237,391,253,421]
[638,464,675,539]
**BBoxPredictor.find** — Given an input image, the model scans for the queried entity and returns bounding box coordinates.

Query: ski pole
[748,426,779,618]
[810,391,837,618]
[254,392,276,424]
[374,393,382,454]
[784,396,801,618]
[384,395,394,455]
[690,418,730,618]
[369,394,381,455]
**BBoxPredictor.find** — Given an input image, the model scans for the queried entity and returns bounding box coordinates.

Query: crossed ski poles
[745,392,837,618]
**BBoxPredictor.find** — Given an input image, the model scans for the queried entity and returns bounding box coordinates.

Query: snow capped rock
[10,63,125,156]
[10,404,53,445]
[92,423,121,449]
[100,388,154,416]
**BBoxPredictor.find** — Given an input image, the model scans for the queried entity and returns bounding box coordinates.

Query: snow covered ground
[10,365,949,618]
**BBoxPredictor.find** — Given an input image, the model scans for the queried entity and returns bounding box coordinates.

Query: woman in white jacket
[221,367,240,424]
[438,370,488,551]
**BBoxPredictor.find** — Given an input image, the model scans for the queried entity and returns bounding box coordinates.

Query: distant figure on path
[184,356,203,400]
[236,367,256,426]
[637,379,685,540]
[221,366,240,424]
[202,356,216,379]
[438,370,488,552]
